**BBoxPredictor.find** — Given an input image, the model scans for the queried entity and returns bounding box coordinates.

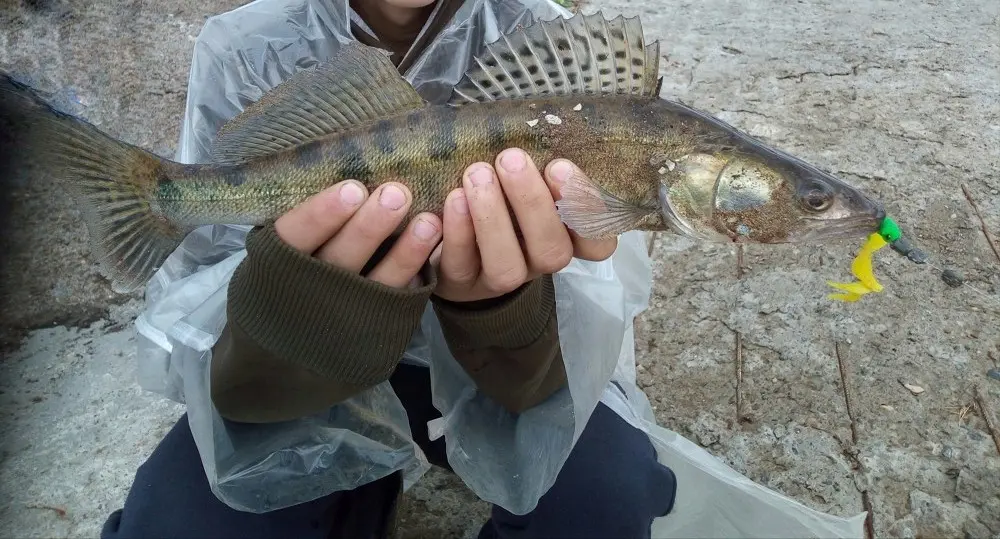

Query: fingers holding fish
[495,148,573,275]
[366,212,442,288]
[462,163,529,296]
[438,188,481,288]
[274,180,369,254]
[315,182,413,273]
[544,160,618,262]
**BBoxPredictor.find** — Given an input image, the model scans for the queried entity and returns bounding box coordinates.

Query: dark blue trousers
[102,364,676,538]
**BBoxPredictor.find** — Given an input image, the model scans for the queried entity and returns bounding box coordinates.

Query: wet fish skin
[0,11,885,295]
[157,95,681,228]
[157,91,881,243]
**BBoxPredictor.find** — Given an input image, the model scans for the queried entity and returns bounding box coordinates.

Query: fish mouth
[795,210,885,243]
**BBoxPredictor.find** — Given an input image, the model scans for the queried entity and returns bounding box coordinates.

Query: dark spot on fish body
[406,110,424,132]
[223,167,248,187]
[374,119,395,155]
[296,142,326,169]
[486,114,505,149]
[155,176,185,205]
[335,137,372,181]
[428,106,458,161]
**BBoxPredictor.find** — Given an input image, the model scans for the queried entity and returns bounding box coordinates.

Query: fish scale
[0,10,885,294]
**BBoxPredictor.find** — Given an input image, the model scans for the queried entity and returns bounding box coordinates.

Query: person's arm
[432,275,565,413]
[209,181,444,423]
[210,153,614,422]
[427,151,617,414]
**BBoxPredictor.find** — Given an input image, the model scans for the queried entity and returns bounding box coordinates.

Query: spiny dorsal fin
[448,11,661,105]
[211,42,427,166]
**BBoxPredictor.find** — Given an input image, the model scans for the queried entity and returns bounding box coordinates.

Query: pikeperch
[0,11,885,294]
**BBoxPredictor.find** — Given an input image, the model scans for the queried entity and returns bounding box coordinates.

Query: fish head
[657,148,885,244]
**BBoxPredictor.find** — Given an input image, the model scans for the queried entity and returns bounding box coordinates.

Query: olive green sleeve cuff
[430,275,556,352]
[226,224,434,387]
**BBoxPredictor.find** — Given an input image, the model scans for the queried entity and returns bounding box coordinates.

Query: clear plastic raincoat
[133,0,867,535]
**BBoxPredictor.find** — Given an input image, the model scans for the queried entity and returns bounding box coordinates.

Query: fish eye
[799,181,834,212]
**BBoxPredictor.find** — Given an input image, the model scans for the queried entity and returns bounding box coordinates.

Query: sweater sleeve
[209,223,435,423]
[430,275,567,414]
[210,223,567,422]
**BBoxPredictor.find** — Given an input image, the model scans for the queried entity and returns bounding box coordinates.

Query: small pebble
[941,268,964,287]
[987,368,1000,382]
[901,381,925,395]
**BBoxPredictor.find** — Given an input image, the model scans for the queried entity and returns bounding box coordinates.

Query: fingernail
[379,185,406,210]
[499,149,526,173]
[469,165,494,186]
[451,192,469,215]
[549,160,574,185]
[413,218,439,240]
[340,182,365,206]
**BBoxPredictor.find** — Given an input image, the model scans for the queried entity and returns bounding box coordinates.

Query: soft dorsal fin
[448,11,662,105]
[211,42,427,166]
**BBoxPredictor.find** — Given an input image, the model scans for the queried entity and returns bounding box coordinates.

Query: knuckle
[444,266,479,286]
[576,238,618,261]
[485,264,527,294]
[532,242,574,274]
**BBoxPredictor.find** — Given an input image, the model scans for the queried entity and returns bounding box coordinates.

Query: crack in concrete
[777,65,859,83]
[720,108,774,119]
[891,132,945,145]
[836,170,890,182]
[687,57,702,87]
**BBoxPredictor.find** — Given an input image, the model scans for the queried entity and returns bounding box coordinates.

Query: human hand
[431,148,618,303]
[273,180,442,288]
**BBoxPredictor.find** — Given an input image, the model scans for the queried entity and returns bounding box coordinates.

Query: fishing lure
[827,217,902,302]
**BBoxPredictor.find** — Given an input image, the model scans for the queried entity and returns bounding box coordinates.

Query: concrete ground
[2,0,999,537]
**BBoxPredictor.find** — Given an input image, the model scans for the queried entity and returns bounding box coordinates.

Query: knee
[486,404,677,538]
[559,403,677,520]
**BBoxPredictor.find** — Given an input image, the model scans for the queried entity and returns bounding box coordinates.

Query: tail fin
[0,72,190,294]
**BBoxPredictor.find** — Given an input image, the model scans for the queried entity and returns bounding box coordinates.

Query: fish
[0,11,885,294]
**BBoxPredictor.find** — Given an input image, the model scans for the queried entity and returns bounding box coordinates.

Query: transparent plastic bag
[134,0,866,534]
[601,383,866,538]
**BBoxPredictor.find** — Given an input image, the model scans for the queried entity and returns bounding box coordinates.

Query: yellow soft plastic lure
[827,217,900,302]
